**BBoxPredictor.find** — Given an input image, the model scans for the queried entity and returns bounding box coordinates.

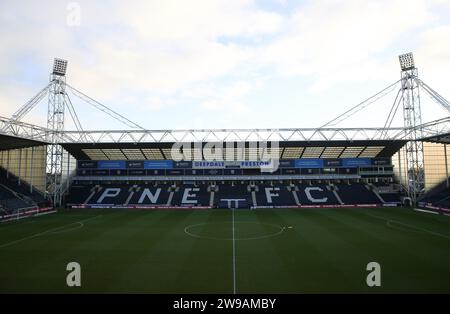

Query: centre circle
[184,221,284,240]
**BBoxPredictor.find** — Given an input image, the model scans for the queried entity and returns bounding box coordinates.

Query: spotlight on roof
[398,53,415,71]
[52,58,68,76]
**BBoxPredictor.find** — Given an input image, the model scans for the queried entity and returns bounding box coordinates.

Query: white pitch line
[0,215,102,249]
[232,208,236,295]
[365,212,450,240]
[184,221,284,241]
[414,208,439,215]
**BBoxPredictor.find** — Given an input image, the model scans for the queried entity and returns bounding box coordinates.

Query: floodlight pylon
[46,58,68,206]
[399,52,424,204]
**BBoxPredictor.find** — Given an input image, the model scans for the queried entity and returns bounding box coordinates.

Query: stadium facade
[0,54,450,221]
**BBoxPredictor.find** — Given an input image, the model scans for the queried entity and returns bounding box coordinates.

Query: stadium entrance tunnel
[184,221,285,241]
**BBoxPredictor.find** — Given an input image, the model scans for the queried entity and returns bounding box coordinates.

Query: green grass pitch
[1,207,450,293]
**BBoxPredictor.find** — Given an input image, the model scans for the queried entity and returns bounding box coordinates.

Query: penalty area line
[0,214,102,249]
[365,212,450,240]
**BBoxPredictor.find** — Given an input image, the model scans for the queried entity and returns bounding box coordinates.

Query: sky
[1,0,450,131]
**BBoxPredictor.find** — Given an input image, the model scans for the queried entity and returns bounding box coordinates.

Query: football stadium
[0,52,449,294]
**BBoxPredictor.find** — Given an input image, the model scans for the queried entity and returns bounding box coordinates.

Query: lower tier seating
[66,181,401,208]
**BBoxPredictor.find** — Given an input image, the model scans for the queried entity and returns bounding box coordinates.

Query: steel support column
[399,53,424,205]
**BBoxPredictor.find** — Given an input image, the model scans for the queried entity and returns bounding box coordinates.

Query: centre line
[232,208,236,294]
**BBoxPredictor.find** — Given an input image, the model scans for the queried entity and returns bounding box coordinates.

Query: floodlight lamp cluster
[53,58,68,76]
[399,53,415,71]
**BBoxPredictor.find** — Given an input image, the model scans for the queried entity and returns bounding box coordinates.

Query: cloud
[0,0,449,130]
[120,0,283,41]
[415,25,450,121]
[417,25,450,90]
[258,0,435,91]
[199,80,257,114]
[0,0,279,124]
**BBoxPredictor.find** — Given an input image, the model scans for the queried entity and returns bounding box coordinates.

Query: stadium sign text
[172,298,277,311]
[171,141,280,172]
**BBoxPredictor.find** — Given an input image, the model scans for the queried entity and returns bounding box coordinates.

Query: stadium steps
[0,184,36,212]
[367,183,385,203]
[0,183,36,207]
[0,167,47,205]
[288,185,301,205]
[208,185,216,207]
[124,185,137,205]
[249,185,257,207]
[329,184,344,205]
[435,194,450,207]
[166,187,175,206]
[84,185,101,204]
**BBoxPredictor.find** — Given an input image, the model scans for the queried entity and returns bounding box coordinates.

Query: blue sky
[1,0,450,131]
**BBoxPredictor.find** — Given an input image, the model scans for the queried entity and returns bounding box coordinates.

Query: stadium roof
[421,132,450,144]
[0,115,50,145]
[0,133,47,151]
[62,140,406,160]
